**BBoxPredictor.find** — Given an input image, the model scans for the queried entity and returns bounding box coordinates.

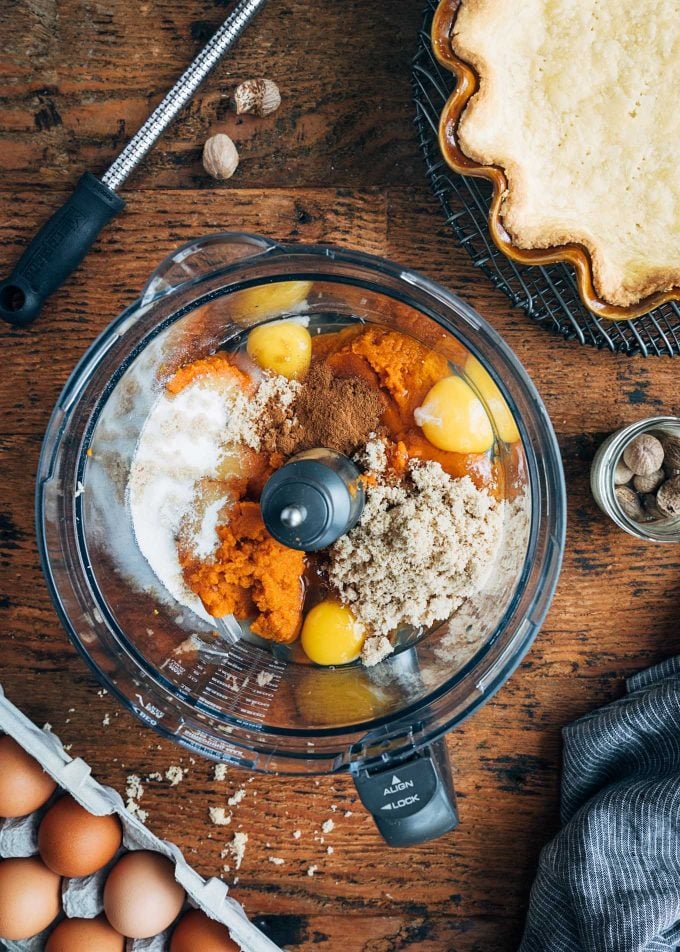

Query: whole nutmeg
[660,434,680,471]
[641,493,663,521]
[656,476,680,516]
[622,433,664,476]
[202,133,239,180]
[615,485,645,522]
[633,468,665,494]
[234,79,281,118]
[613,458,633,485]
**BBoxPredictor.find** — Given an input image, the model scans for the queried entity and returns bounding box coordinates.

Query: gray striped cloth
[520,656,680,952]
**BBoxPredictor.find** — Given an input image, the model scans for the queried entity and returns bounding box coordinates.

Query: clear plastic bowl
[37,233,565,787]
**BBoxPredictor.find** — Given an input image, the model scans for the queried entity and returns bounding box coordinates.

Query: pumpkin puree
[166,353,253,396]
[315,326,499,492]
[180,501,305,644]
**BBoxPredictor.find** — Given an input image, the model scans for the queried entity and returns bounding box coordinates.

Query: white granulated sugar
[268,856,285,865]
[193,494,229,559]
[330,461,503,638]
[165,766,184,786]
[209,807,232,826]
[214,764,229,781]
[321,819,335,834]
[129,367,298,621]
[307,865,318,877]
[256,671,275,688]
[129,374,241,621]
[293,830,302,839]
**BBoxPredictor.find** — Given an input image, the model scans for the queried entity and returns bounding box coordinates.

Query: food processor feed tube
[37,233,566,849]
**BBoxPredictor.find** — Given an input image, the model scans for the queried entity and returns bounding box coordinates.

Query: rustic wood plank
[0,0,424,190]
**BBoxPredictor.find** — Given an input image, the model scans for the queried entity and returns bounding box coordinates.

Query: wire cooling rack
[412,0,680,356]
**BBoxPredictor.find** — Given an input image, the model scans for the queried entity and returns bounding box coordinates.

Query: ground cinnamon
[262,360,384,457]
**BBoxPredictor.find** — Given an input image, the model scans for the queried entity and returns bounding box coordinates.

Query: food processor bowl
[37,233,565,845]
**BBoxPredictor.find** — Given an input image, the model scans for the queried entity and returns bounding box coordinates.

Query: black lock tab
[352,739,459,847]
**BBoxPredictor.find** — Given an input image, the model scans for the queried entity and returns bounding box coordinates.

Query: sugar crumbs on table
[165,765,184,786]
[228,788,246,807]
[214,764,228,781]
[125,774,148,823]
[224,832,248,870]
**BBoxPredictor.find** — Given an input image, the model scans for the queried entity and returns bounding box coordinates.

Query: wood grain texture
[1,2,679,950]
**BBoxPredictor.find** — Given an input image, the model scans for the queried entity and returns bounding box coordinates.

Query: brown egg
[103,850,185,939]
[38,795,123,877]
[0,735,57,818]
[170,909,239,951]
[0,856,61,940]
[46,915,125,952]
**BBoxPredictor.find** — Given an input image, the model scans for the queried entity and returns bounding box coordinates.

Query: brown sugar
[262,360,385,457]
[179,501,305,643]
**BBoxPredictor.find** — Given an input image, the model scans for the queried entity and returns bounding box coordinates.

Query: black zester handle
[0,173,125,326]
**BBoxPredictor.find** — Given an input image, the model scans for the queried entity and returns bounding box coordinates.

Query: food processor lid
[261,449,365,551]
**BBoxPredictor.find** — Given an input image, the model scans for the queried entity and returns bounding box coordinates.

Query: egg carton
[0,685,282,952]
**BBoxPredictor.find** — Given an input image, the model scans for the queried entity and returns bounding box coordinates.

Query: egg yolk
[414,375,494,454]
[235,280,313,319]
[464,356,520,444]
[247,321,312,380]
[301,600,366,666]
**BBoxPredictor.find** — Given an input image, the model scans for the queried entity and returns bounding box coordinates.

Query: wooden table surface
[1,2,679,949]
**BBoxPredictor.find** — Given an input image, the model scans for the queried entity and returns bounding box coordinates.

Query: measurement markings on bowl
[164,641,284,727]
[202,645,285,723]
[169,642,286,723]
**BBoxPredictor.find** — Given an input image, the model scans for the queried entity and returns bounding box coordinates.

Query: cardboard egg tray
[0,685,282,952]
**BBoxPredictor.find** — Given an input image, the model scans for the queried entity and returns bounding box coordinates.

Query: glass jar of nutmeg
[591,416,680,541]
